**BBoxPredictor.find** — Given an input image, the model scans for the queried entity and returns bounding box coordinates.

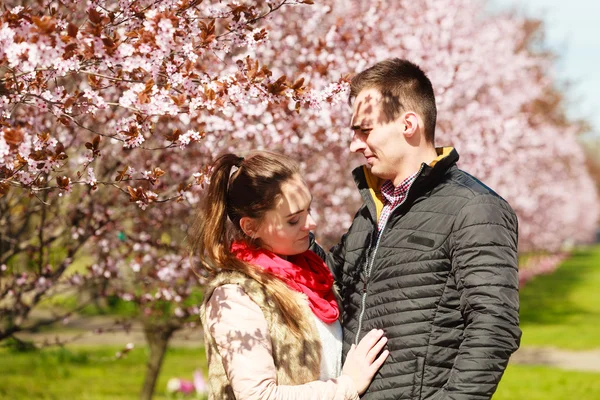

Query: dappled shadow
[202,277,322,397]
[519,249,598,326]
[351,91,405,128]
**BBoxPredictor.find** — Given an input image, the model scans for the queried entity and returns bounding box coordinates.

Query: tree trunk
[140,321,177,400]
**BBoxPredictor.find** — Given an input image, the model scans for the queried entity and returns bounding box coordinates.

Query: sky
[488,0,600,135]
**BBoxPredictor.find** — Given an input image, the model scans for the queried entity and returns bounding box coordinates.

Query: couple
[195,59,521,400]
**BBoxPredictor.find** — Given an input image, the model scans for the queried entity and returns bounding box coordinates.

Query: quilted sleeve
[326,232,349,283]
[440,194,521,400]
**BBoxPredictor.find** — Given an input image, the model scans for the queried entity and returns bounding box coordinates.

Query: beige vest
[200,271,322,400]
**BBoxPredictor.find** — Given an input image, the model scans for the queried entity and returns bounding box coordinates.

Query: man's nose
[349,132,366,153]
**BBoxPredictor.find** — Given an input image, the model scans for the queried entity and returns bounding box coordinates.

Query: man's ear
[240,216,259,238]
[402,112,419,137]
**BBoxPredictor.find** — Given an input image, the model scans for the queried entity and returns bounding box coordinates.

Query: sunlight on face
[350,88,410,181]
[254,174,317,257]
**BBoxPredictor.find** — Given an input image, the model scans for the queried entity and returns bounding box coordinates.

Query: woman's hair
[190,150,306,335]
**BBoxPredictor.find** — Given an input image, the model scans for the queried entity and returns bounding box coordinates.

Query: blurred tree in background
[1,0,598,398]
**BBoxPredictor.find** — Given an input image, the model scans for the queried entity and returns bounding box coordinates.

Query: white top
[313,315,343,380]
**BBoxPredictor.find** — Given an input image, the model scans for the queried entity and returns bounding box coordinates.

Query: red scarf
[231,241,340,324]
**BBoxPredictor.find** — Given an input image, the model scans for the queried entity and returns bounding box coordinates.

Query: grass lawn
[1,345,599,400]
[519,246,600,350]
[494,364,600,400]
[0,346,207,400]
[2,246,600,399]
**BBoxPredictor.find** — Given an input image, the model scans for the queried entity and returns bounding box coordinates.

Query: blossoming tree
[0,1,324,398]
[1,0,597,398]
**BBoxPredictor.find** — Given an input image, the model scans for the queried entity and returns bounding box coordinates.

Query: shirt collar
[380,171,419,204]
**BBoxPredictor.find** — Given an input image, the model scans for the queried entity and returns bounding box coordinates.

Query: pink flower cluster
[166,370,207,397]
[0,0,597,340]
[518,253,569,287]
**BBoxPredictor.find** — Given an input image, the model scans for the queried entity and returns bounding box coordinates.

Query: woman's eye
[288,219,299,226]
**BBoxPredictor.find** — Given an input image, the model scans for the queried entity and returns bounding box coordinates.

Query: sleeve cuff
[337,374,360,400]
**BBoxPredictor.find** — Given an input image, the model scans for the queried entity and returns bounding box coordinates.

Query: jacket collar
[352,147,459,220]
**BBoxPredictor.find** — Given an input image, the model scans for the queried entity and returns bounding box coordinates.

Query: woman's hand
[341,329,389,395]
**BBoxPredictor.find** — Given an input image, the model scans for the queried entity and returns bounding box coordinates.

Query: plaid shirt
[378,172,419,232]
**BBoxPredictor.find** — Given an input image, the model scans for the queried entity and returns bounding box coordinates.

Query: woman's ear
[240,216,258,238]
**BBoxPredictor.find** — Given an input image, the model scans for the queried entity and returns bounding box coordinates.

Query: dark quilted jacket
[327,148,521,400]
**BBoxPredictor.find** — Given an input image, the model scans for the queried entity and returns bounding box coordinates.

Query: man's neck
[392,147,438,186]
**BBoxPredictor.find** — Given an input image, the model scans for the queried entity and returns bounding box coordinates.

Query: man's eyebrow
[350,122,373,130]
[285,197,313,217]
[350,117,368,129]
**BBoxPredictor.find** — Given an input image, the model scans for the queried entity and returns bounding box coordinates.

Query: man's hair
[349,58,437,144]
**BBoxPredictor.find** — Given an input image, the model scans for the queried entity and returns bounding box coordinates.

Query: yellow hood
[362,147,455,221]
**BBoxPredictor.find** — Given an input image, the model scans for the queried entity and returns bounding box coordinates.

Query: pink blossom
[1,0,597,346]
[174,307,185,318]
[194,370,208,395]
[86,168,98,188]
[166,378,195,395]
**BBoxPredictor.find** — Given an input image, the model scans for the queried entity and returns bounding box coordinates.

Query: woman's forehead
[277,176,311,212]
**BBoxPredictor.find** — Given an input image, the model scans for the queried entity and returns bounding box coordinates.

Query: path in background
[18,317,600,373]
[15,311,203,348]
[16,310,600,374]
[511,347,600,372]
[14,246,600,373]
[509,245,600,373]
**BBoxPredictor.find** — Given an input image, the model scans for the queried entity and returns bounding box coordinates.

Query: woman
[193,151,389,400]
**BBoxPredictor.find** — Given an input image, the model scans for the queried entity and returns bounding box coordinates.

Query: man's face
[350,88,407,181]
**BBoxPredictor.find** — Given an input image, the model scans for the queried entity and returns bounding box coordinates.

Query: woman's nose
[305,213,317,230]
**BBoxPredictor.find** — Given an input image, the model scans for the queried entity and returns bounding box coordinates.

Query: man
[327,58,521,399]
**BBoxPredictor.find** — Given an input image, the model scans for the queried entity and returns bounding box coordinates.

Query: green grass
[1,346,598,400]
[0,346,207,400]
[519,246,600,350]
[1,247,599,399]
[494,364,600,400]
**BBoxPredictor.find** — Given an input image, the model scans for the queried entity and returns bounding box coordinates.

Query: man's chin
[367,164,381,175]
[367,166,392,181]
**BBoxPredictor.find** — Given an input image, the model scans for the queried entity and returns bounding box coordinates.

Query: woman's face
[249,174,317,257]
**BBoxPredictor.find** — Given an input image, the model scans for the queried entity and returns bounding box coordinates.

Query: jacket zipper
[354,164,425,344]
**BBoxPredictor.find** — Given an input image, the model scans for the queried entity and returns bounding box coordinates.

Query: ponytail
[193,154,242,274]
[190,152,305,336]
